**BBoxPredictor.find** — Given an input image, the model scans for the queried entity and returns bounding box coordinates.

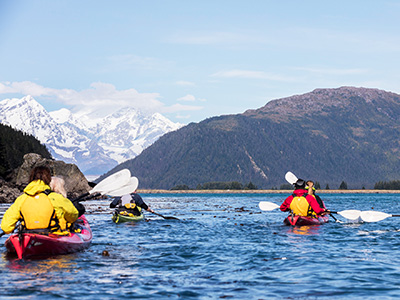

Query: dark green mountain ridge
[105,87,400,189]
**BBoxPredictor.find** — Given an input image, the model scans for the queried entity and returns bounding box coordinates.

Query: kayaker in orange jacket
[1,166,79,234]
[280,178,329,217]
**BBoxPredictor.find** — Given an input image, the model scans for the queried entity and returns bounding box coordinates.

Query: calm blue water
[1,193,400,299]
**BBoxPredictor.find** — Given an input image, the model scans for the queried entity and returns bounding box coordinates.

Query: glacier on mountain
[0,95,182,176]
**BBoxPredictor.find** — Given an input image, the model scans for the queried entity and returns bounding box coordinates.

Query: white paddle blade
[285,171,298,185]
[107,177,139,197]
[259,201,280,211]
[360,211,392,222]
[337,210,361,220]
[90,169,131,194]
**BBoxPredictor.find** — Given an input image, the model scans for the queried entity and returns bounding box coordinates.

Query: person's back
[110,193,146,216]
[1,166,57,234]
[49,176,79,231]
[19,180,57,232]
[280,178,326,217]
[1,166,79,234]
[306,180,326,209]
[109,177,155,216]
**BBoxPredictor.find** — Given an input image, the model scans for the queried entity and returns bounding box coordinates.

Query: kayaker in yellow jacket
[49,176,80,231]
[1,166,79,234]
[306,180,326,209]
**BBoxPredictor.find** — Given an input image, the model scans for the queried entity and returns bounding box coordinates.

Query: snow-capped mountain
[0,95,182,175]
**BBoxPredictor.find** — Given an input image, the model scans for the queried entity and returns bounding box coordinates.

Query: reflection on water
[1,194,400,299]
[0,253,78,297]
[4,254,77,272]
[288,225,322,235]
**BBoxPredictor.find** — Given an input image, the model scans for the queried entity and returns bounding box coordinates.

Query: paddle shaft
[329,213,338,222]
[151,211,179,220]
[72,192,101,203]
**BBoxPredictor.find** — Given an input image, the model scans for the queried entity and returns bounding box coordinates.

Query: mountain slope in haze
[105,87,400,189]
[0,96,182,175]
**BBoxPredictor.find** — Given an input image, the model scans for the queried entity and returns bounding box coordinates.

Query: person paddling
[109,177,155,216]
[280,178,329,217]
[306,180,326,209]
[49,176,85,231]
[1,166,79,235]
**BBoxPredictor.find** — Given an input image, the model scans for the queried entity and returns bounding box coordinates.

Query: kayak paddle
[90,169,131,194]
[150,211,179,220]
[259,201,280,211]
[259,201,361,221]
[106,177,139,197]
[73,169,132,202]
[285,171,298,185]
[329,210,361,221]
[360,211,400,222]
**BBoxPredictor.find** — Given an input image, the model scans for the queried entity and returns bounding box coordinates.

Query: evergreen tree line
[0,124,52,178]
[374,180,400,190]
[172,179,400,191]
[171,181,258,190]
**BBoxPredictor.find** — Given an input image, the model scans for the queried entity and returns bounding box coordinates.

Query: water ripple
[1,193,400,299]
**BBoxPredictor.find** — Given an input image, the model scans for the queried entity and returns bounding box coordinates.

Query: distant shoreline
[138,189,400,194]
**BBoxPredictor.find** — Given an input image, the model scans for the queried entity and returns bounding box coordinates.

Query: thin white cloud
[0,81,203,117]
[168,26,400,54]
[162,103,203,113]
[292,67,368,75]
[177,94,196,102]
[280,26,400,53]
[175,114,192,119]
[211,70,296,82]
[0,81,54,96]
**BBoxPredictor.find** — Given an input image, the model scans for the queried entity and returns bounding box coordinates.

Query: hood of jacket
[23,180,51,196]
[292,189,308,197]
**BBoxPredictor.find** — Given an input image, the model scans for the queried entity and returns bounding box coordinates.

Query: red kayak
[5,215,92,259]
[284,214,329,226]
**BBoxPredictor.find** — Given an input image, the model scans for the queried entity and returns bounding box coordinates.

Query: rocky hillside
[102,87,400,189]
[0,153,91,203]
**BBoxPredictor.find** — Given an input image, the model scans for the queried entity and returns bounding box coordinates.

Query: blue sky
[1,0,400,123]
